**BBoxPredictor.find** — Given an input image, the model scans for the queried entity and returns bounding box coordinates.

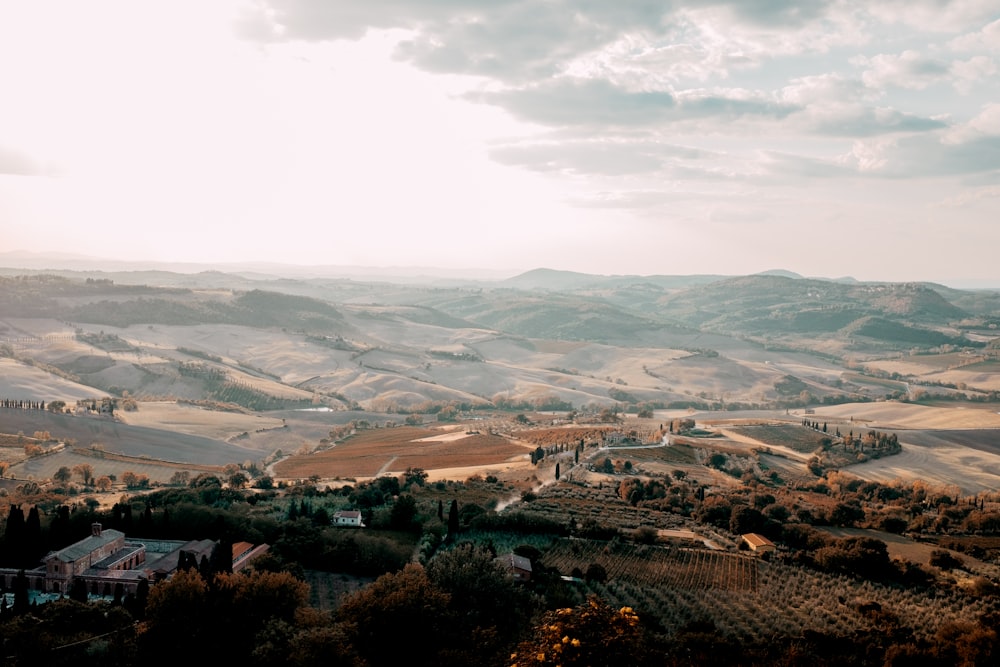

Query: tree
[53,466,72,486]
[95,475,113,492]
[337,564,452,667]
[4,504,26,562]
[511,596,647,667]
[12,569,29,614]
[555,462,561,480]
[170,470,190,486]
[730,506,765,535]
[69,577,89,603]
[426,543,536,660]
[72,463,94,486]
[447,499,459,537]
[402,467,428,489]
[389,494,417,531]
[585,563,607,583]
[0,461,8,478]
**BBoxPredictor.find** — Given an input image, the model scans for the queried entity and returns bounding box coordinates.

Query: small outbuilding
[496,553,533,582]
[742,533,776,555]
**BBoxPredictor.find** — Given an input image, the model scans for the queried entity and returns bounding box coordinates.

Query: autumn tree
[72,463,94,486]
[511,596,647,667]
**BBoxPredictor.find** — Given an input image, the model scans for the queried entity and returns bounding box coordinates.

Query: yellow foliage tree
[511,596,647,667]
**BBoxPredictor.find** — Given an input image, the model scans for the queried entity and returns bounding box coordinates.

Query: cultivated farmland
[273,426,530,480]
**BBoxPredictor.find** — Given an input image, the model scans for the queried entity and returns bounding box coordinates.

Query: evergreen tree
[12,569,28,614]
[209,537,233,575]
[555,463,561,480]
[437,499,444,521]
[447,499,459,537]
[70,577,89,603]
[123,504,134,533]
[24,506,42,566]
[3,504,25,567]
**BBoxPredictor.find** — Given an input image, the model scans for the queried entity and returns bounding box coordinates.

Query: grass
[726,424,832,455]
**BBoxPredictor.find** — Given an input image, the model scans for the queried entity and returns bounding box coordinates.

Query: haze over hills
[2,260,999,419]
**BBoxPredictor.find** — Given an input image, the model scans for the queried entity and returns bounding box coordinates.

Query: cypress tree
[25,506,41,566]
[13,570,28,614]
[447,499,459,537]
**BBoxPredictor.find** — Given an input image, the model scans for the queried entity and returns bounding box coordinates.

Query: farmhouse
[742,533,776,555]
[333,510,365,527]
[496,553,532,582]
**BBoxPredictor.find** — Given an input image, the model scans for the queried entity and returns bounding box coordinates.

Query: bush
[929,549,964,570]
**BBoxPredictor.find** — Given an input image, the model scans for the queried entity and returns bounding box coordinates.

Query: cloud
[489,139,711,175]
[0,145,46,176]
[865,0,999,32]
[241,0,669,81]
[943,103,1000,143]
[474,78,675,127]
[808,106,948,137]
[842,133,1000,177]
[473,77,801,130]
[950,18,1000,52]
[240,1,858,83]
[859,50,997,92]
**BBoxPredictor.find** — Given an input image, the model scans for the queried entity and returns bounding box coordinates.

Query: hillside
[1,268,998,419]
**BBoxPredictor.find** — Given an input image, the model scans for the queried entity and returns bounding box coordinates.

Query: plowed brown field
[273,426,529,479]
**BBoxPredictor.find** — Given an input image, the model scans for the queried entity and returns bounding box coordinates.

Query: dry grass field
[0,357,102,402]
[799,402,1000,429]
[273,425,531,480]
[9,448,220,485]
[117,401,286,439]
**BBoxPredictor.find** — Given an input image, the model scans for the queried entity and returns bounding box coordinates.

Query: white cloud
[2,0,999,281]
[950,18,1000,52]
[858,50,995,92]
[943,103,1000,143]
[866,0,999,33]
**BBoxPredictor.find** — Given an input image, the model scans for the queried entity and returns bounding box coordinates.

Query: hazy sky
[1,1,999,284]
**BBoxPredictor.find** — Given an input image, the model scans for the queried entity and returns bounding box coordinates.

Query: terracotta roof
[232,542,254,560]
[742,533,775,548]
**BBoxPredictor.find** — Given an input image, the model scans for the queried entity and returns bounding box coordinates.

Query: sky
[1,1,999,285]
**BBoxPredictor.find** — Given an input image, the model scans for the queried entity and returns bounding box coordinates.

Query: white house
[333,510,364,527]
